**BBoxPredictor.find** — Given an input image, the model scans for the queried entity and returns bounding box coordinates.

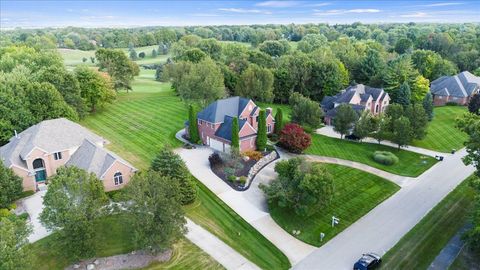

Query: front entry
[33,158,47,182]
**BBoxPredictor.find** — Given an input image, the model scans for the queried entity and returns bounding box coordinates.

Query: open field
[412,106,468,153]
[306,134,437,177]
[380,176,476,269]
[30,215,222,270]
[80,71,290,270]
[269,164,399,246]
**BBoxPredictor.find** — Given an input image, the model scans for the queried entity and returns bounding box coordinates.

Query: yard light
[320,232,325,242]
[332,216,340,227]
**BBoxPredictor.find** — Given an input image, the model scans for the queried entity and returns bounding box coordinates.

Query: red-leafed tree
[279,123,311,153]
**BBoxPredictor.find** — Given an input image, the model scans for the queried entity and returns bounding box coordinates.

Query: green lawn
[450,245,480,270]
[80,72,290,269]
[380,176,476,269]
[30,215,222,270]
[306,134,437,177]
[269,164,399,246]
[412,106,468,153]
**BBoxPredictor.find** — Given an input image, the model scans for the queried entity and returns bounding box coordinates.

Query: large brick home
[0,118,137,192]
[430,71,480,106]
[185,96,275,152]
[320,84,390,125]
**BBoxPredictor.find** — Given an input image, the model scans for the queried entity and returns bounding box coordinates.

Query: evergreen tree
[231,117,240,150]
[274,108,284,134]
[468,94,480,115]
[397,82,411,107]
[129,49,138,60]
[188,105,200,143]
[423,92,434,121]
[256,110,268,151]
[152,49,157,58]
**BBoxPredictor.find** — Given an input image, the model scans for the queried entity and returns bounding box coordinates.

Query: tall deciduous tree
[25,82,78,122]
[123,171,186,253]
[411,75,430,103]
[231,117,240,150]
[353,111,376,141]
[235,64,274,102]
[0,217,32,270]
[457,113,480,176]
[0,164,23,208]
[151,148,197,205]
[333,104,358,139]
[40,166,108,260]
[258,40,290,57]
[188,105,200,143]
[256,110,267,151]
[297,34,328,53]
[260,157,334,217]
[95,48,140,92]
[290,92,323,128]
[392,116,412,149]
[75,65,116,112]
[406,104,429,140]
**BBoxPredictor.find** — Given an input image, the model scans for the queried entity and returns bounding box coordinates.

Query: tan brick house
[0,118,137,192]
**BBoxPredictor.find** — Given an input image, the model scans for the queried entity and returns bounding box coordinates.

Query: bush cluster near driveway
[373,151,399,166]
[380,176,476,269]
[306,134,437,177]
[81,74,290,270]
[412,106,468,153]
[269,164,399,246]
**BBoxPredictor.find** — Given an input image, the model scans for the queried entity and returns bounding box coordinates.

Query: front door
[35,169,47,182]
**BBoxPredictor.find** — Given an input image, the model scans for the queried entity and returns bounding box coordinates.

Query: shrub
[445,101,459,106]
[373,151,399,165]
[265,144,276,152]
[8,203,17,210]
[18,212,29,220]
[106,189,123,202]
[208,153,223,168]
[239,176,247,185]
[243,150,263,161]
[228,175,237,182]
[0,208,11,218]
[0,163,23,208]
[279,123,312,153]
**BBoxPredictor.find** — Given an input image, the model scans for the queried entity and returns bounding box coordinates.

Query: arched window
[32,158,45,169]
[113,172,123,186]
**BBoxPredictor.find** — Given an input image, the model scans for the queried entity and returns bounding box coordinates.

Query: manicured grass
[29,215,221,270]
[380,176,476,269]
[257,102,292,122]
[81,74,290,269]
[306,134,437,177]
[269,164,399,246]
[412,106,468,153]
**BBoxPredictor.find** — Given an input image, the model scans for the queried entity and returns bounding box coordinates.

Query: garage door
[208,137,225,152]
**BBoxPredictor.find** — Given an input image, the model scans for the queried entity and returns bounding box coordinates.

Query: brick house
[320,84,390,125]
[0,118,137,192]
[185,97,275,152]
[430,71,480,106]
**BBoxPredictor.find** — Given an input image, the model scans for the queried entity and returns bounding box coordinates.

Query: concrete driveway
[20,190,52,242]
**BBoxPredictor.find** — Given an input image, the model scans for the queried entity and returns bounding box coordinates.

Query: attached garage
[208,137,230,153]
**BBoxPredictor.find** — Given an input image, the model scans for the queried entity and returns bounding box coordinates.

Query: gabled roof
[321,84,385,111]
[214,116,247,141]
[197,96,252,123]
[66,139,136,178]
[431,71,480,98]
[0,118,105,170]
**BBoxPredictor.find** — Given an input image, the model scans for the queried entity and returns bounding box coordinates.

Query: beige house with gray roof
[0,118,137,192]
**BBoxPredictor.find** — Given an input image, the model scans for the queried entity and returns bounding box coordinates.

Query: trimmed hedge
[373,151,399,166]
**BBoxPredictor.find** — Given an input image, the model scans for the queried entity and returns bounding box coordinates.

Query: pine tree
[188,105,200,143]
[152,49,157,58]
[397,82,411,107]
[423,92,434,121]
[231,117,239,150]
[256,110,268,150]
[274,108,284,134]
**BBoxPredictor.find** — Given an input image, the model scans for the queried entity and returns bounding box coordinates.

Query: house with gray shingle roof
[0,118,137,192]
[320,84,390,125]
[430,71,480,106]
[185,96,275,152]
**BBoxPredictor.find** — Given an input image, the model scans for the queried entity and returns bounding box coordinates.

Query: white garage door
[208,137,225,152]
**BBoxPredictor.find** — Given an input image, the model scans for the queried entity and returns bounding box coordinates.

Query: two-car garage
[208,137,230,153]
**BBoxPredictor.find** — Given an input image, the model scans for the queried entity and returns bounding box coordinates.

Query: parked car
[353,253,382,270]
[345,133,360,141]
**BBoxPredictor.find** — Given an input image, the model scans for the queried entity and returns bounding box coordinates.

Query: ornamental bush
[208,153,223,168]
[279,123,312,153]
[373,151,399,166]
[243,150,263,161]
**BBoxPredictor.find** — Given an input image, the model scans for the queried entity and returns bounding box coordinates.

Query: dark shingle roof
[214,116,247,141]
[431,71,480,98]
[197,96,252,123]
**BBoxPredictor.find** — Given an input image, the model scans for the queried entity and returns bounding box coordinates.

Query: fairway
[269,164,400,246]
[306,134,437,177]
[80,70,290,270]
[412,106,468,153]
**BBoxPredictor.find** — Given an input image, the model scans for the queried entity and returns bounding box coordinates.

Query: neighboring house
[430,71,480,106]
[0,118,137,192]
[185,96,275,153]
[321,84,390,125]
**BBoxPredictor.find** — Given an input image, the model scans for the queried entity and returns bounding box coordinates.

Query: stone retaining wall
[246,150,278,186]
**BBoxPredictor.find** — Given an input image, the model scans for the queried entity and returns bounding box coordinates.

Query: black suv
[353,253,382,270]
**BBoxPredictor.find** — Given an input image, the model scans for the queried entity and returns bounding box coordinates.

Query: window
[375,104,379,113]
[53,152,62,160]
[267,125,272,133]
[114,172,123,186]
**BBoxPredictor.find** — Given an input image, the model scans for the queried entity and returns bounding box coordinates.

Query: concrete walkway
[294,148,474,270]
[317,126,442,157]
[176,146,317,265]
[428,224,471,270]
[20,190,52,243]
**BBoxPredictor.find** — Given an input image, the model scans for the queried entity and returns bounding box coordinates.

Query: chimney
[266,107,272,115]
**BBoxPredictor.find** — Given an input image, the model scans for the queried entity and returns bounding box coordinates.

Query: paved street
[294,148,474,269]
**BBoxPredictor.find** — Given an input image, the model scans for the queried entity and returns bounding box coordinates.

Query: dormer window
[53,152,62,160]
